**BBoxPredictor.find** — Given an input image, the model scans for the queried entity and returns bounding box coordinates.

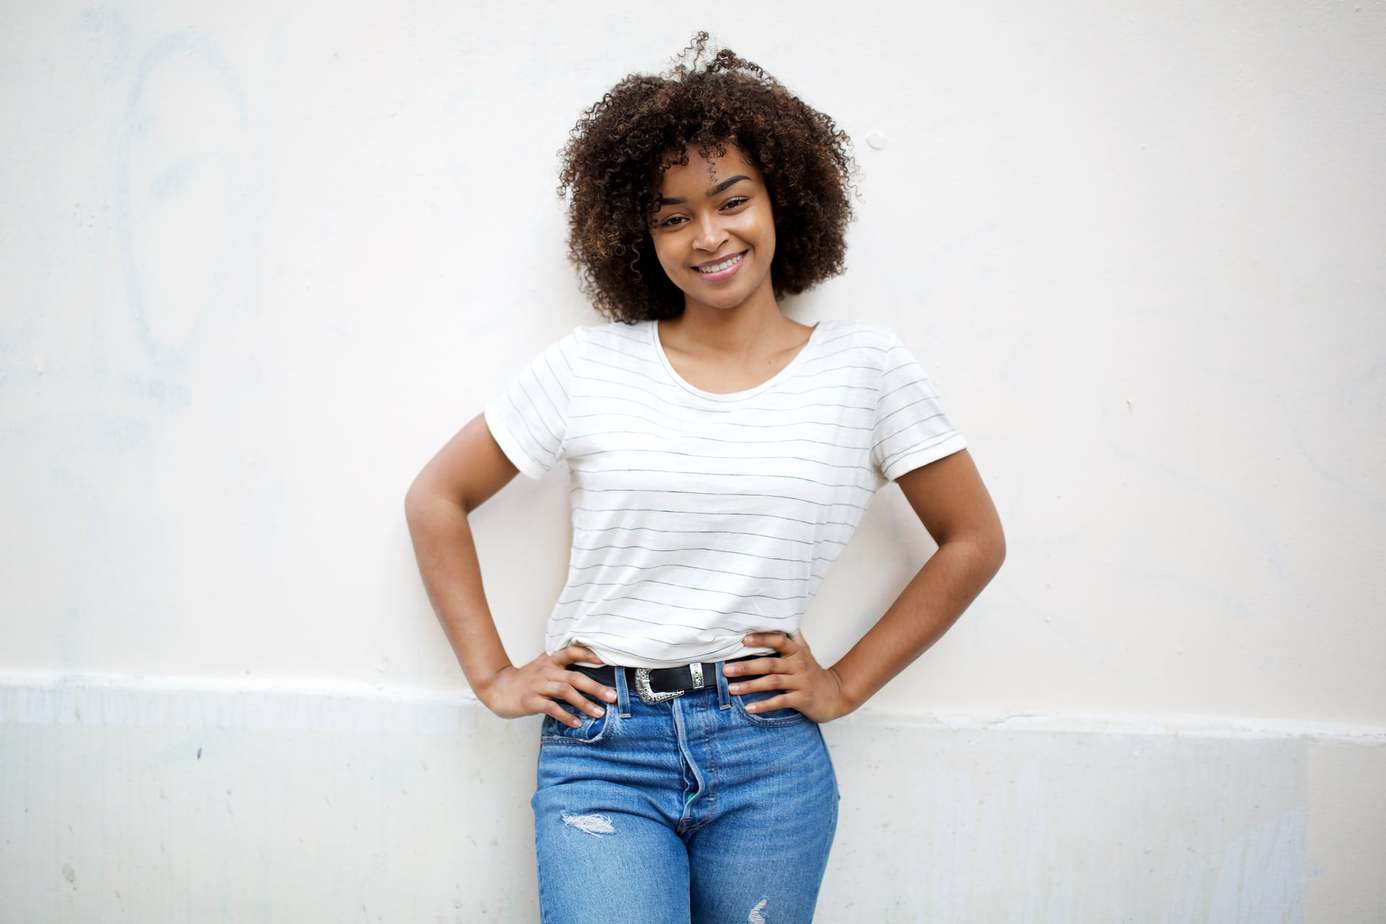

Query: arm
[403,412,524,701]
[828,448,1006,713]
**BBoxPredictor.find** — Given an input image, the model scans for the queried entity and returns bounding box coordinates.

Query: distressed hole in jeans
[748,896,768,923]
[560,811,614,837]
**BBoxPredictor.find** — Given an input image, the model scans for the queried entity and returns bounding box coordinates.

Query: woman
[405,32,1005,923]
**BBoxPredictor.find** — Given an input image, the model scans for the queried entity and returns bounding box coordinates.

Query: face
[648,141,776,312]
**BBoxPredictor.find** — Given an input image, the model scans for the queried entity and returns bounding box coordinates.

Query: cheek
[650,240,677,274]
[746,208,775,246]
[754,221,775,260]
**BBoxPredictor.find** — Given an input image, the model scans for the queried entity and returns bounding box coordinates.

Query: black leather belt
[571,653,764,705]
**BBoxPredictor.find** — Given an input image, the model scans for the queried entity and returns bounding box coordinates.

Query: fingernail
[729,684,742,692]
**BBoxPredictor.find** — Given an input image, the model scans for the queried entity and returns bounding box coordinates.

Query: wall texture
[2,1,1383,920]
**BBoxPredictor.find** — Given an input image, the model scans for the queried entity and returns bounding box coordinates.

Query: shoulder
[825,317,891,339]
[822,319,898,362]
[553,320,638,360]
[572,319,647,353]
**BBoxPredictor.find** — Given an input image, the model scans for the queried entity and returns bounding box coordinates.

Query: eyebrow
[657,175,750,206]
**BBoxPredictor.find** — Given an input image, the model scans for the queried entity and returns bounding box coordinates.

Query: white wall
[2,2,1383,920]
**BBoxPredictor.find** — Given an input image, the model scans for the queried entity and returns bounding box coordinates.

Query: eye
[656,197,750,229]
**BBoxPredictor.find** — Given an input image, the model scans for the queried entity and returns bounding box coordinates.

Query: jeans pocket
[732,686,808,725]
[539,694,615,744]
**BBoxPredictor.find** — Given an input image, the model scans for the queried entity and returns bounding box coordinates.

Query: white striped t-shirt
[482,318,967,669]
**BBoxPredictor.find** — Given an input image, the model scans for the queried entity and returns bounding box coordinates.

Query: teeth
[696,253,743,273]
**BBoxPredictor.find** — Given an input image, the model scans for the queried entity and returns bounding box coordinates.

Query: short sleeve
[871,329,967,483]
[482,327,584,480]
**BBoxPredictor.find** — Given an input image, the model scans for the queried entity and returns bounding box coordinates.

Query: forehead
[658,142,759,189]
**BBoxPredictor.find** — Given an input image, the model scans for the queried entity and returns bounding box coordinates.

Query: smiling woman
[554,32,858,326]
[405,28,1004,924]
[648,147,776,317]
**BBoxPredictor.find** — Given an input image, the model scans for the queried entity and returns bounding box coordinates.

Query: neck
[667,288,801,357]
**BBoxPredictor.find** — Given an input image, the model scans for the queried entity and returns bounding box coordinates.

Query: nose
[692,211,729,255]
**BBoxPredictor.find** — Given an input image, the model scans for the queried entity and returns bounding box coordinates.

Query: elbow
[404,479,432,519]
[405,477,470,519]
[990,532,1006,577]
[984,521,1006,576]
[951,523,1005,578]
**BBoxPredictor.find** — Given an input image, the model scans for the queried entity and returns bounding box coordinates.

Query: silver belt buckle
[634,667,688,705]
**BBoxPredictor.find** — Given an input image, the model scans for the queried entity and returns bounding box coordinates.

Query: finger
[540,688,601,727]
[541,699,587,728]
[551,645,582,665]
[745,631,792,652]
[563,670,618,708]
[725,674,786,695]
[724,656,781,679]
[545,678,607,720]
[741,691,794,714]
[556,645,604,666]
[526,690,584,727]
[534,680,589,723]
[723,654,784,679]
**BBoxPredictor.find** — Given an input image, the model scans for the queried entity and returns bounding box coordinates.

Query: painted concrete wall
[2,2,1383,921]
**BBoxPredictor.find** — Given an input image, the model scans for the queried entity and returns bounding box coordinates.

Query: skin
[404,139,1005,729]
[648,141,820,393]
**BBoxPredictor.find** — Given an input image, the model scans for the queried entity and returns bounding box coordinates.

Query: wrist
[827,666,859,719]
[473,663,513,708]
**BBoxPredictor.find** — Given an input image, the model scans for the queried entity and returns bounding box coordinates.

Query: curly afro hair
[555,31,861,325]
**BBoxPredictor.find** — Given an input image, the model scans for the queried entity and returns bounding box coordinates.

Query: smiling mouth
[693,250,748,274]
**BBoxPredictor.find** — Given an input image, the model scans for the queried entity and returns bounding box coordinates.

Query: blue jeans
[531,655,841,923]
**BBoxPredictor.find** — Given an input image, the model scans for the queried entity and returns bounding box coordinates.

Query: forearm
[403,490,513,698]
[829,537,1003,713]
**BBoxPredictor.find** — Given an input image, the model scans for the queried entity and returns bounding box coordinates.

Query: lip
[692,250,748,281]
